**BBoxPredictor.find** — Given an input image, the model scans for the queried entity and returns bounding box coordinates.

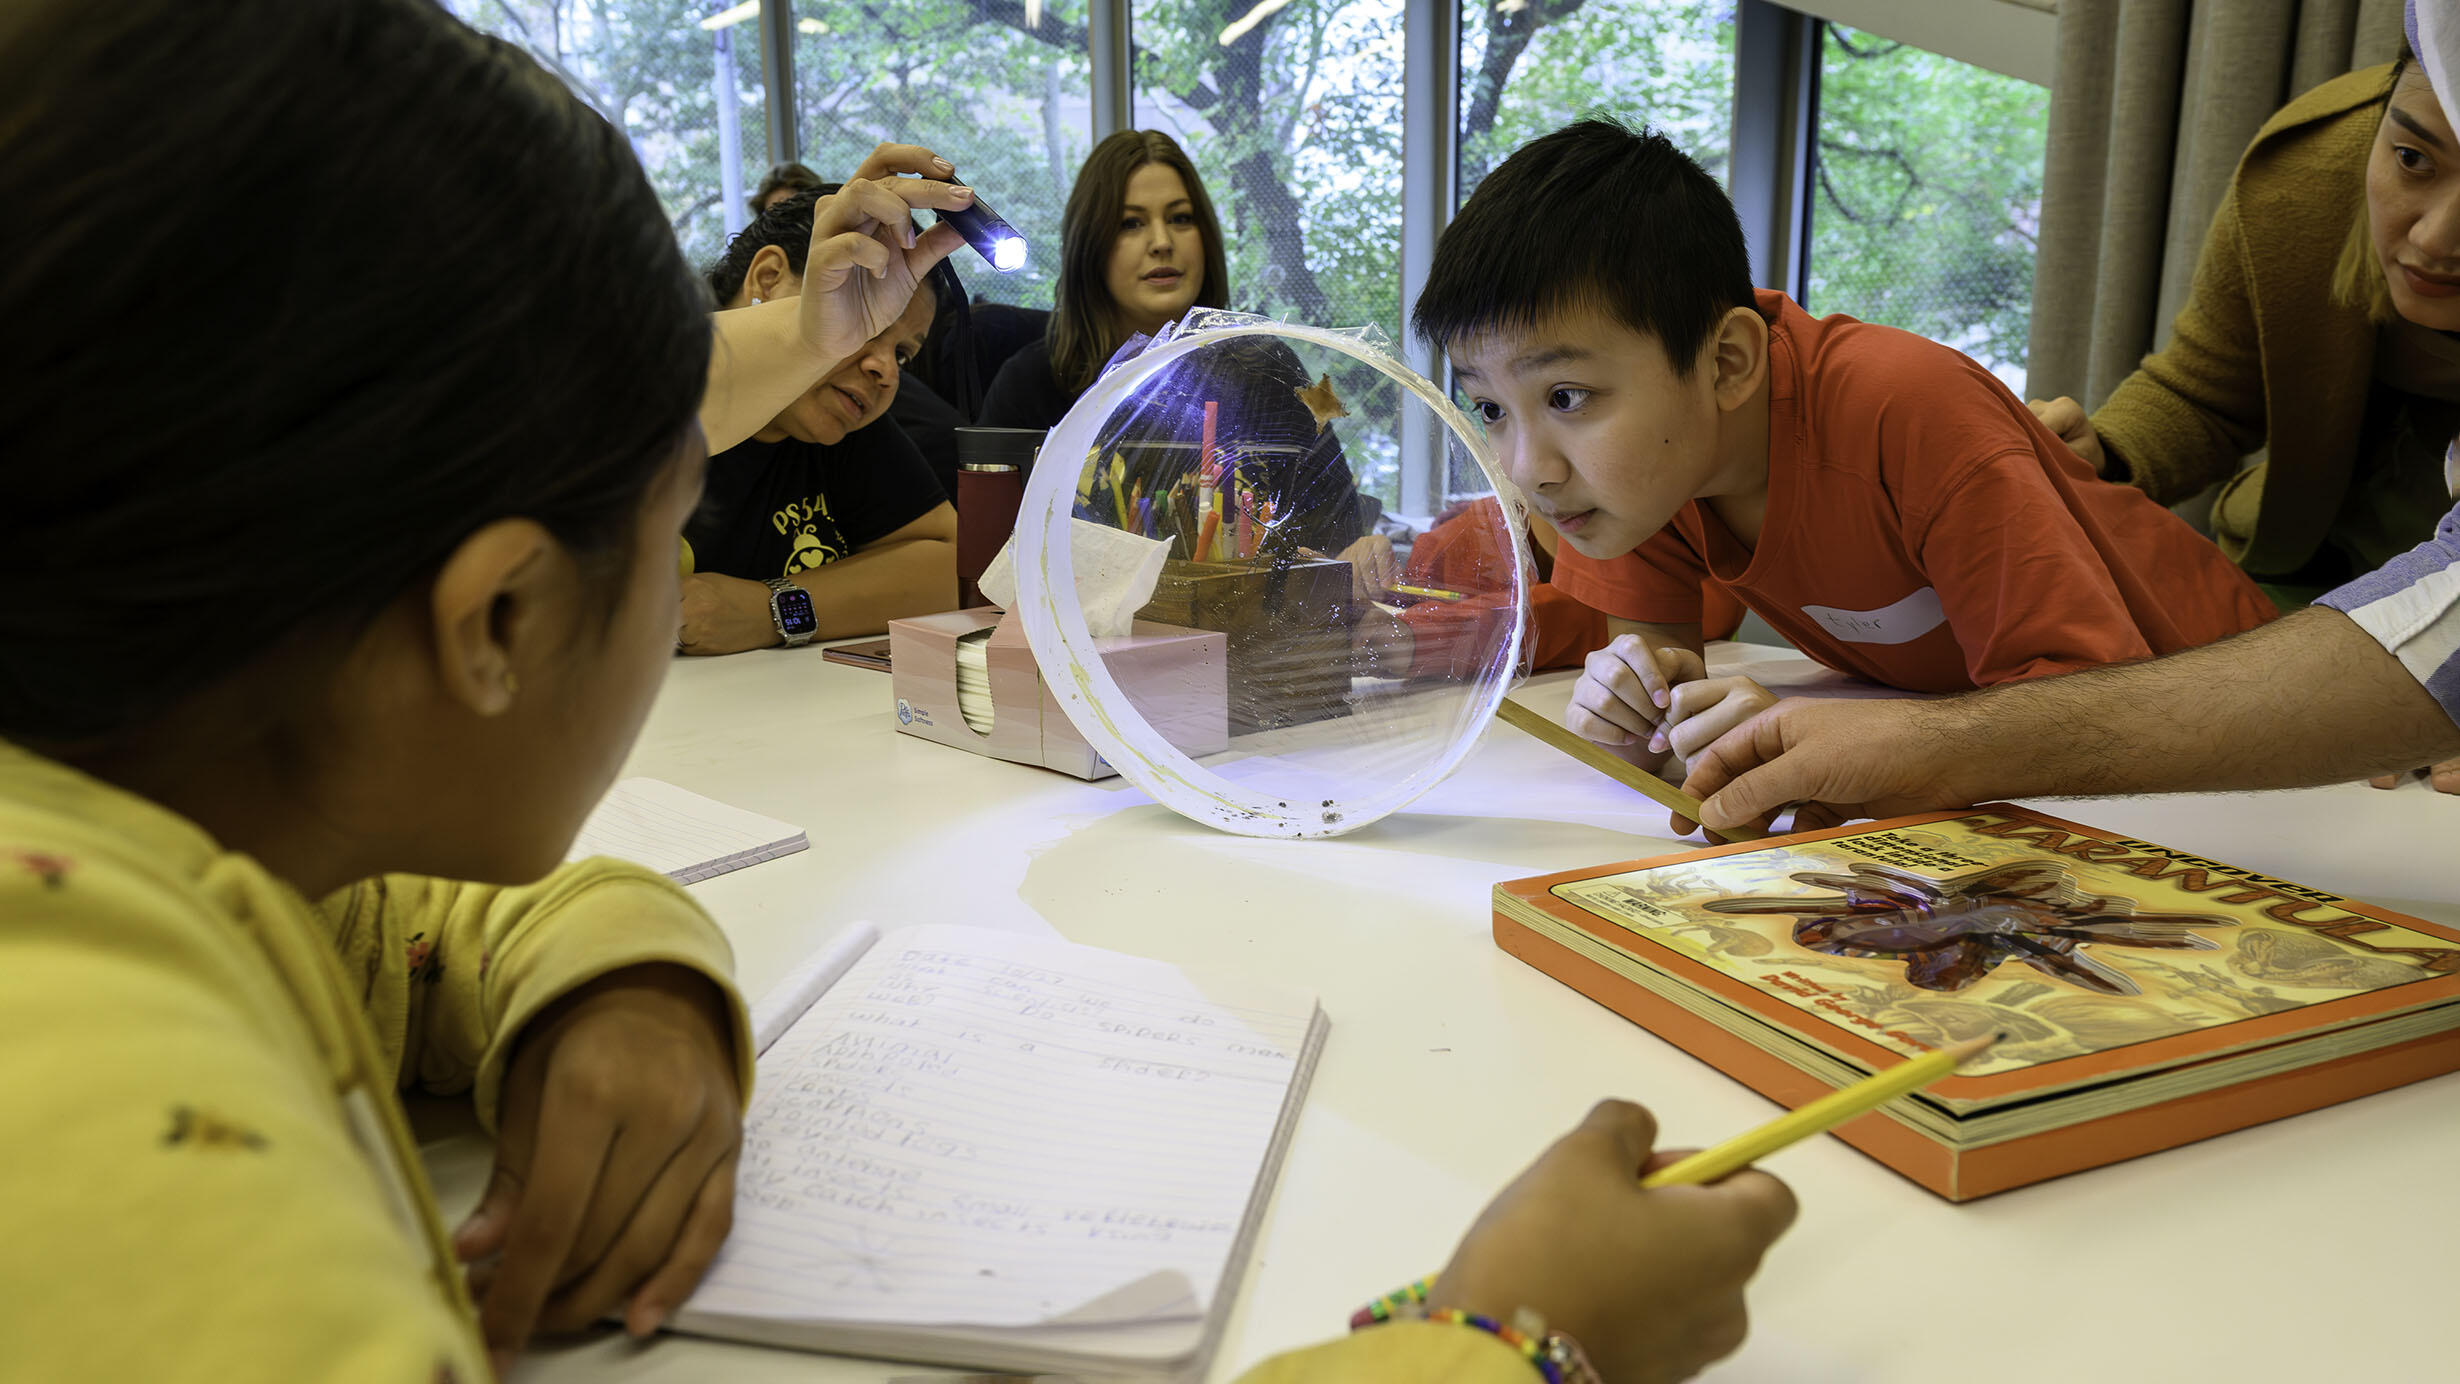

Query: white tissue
[977,518,1171,638]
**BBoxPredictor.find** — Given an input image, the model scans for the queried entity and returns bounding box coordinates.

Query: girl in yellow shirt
[0,2,1793,1380]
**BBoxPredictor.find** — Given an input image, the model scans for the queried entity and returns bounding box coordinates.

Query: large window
[1803,24,2047,392]
[1458,0,1737,203]
[790,2,1092,310]
[1132,0,1408,507]
[447,0,770,273]
[451,2,2056,473]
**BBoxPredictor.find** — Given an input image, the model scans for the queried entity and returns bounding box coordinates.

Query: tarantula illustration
[1703,861,2232,995]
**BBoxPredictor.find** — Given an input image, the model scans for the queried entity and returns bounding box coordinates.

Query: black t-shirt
[887,372,965,504]
[977,337,1076,431]
[982,334,1368,553]
[913,300,1051,421]
[686,420,946,582]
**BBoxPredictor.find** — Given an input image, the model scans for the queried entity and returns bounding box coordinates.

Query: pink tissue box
[886,608,1228,780]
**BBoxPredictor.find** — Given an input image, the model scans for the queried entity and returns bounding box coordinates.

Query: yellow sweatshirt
[0,741,1530,1382]
[0,740,757,1379]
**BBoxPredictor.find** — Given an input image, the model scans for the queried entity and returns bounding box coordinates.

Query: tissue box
[887,608,1229,780]
[1136,557,1357,734]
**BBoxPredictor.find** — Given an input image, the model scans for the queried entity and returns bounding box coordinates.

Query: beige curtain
[2027,0,2406,407]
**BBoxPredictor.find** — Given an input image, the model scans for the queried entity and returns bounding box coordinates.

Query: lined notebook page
[565,778,807,884]
[680,924,1316,1329]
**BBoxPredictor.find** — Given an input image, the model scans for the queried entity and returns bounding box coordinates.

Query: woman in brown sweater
[2035,55,2460,790]
[2038,59,2460,602]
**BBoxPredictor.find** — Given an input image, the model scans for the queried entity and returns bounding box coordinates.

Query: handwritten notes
[680,925,1317,1330]
[565,778,807,884]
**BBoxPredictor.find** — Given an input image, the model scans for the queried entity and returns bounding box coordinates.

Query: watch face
[775,586,819,637]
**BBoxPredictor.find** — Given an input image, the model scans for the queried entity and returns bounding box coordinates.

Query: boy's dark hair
[0,0,711,745]
[1413,119,1757,375]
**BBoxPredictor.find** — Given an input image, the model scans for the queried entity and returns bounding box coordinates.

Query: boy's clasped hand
[1569,634,1777,788]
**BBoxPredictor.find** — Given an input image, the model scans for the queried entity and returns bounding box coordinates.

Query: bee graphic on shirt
[774,494,844,576]
[786,525,844,576]
[163,1105,269,1152]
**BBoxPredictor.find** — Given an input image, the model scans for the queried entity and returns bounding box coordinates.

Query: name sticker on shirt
[1801,588,1946,646]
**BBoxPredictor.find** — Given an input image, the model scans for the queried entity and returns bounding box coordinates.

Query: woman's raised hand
[797,144,973,364]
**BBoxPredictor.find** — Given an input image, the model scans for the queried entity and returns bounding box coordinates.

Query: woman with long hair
[983,130,1232,421]
[982,130,1397,594]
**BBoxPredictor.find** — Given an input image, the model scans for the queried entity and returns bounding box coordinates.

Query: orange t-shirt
[1550,291,2276,691]
[1396,498,1740,679]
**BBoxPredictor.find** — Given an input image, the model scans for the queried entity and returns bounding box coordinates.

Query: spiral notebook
[667,922,1330,1377]
[565,778,807,884]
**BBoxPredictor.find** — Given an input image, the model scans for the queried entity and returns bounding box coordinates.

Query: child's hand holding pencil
[1422,1100,1797,1384]
[1401,1038,1991,1380]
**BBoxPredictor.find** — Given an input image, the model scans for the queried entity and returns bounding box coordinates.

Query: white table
[432,642,2460,1382]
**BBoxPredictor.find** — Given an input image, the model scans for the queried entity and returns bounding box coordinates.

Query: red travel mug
[956,427,1041,608]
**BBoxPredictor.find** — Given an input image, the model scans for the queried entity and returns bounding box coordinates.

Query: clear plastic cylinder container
[1014,312,1531,838]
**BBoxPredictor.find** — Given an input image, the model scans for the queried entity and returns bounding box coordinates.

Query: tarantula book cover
[1492,806,2460,1199]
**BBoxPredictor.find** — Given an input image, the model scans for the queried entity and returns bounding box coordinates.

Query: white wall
[1786,0,2058,84]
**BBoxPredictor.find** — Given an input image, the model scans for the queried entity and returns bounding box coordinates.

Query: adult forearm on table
[1925,607,2460,799]
[700,301,843,455]
[792,538,956,639]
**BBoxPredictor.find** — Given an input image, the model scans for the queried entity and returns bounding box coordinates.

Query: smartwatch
[765,577,819,648]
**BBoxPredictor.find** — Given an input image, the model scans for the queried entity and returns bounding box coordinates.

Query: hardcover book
[1493,805,2460,1200]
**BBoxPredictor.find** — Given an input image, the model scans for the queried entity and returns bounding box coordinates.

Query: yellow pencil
[1641,1031,2001,1188]
[1372,1032,2005,1315]
[1388,582,1468,601]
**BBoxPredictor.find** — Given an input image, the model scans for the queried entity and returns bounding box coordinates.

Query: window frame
[736,0,2052,517]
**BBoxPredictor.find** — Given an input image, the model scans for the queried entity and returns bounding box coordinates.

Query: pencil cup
[1137,557,1357,734]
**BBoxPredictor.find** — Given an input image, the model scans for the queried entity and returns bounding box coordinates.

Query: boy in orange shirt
[1412,118,2275,778]
[1370,498,1741,680]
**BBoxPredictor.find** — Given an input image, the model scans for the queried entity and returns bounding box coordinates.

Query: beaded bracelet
[1347,1275,1434,1329]
[1426,1308,1562,1382]
[1348,1279,1602,1384]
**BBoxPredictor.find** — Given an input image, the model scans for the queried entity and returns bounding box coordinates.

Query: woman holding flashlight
[678,181,967,655]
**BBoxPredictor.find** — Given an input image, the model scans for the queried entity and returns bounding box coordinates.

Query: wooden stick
[1493,698,1761,844]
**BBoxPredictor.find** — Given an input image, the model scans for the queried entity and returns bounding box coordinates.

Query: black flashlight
[937,183,1028,273]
